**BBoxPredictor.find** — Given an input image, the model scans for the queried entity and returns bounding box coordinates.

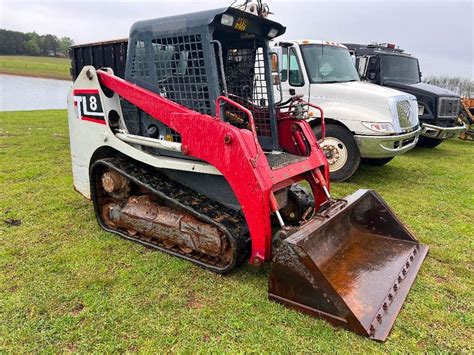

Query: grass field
[0,110,473,352]
[0,56,70,80]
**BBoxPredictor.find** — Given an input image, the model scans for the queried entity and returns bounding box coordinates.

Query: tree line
[0,29,74,57]
[424,76,473,98]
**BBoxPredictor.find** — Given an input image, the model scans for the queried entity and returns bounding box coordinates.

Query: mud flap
[269,189,428,341]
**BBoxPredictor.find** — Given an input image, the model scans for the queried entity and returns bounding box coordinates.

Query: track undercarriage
[91,158,250,273]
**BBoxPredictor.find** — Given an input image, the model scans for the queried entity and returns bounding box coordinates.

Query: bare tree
[423,76,474,97]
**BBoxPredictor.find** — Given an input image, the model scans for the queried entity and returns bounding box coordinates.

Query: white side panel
[67,66,221,199]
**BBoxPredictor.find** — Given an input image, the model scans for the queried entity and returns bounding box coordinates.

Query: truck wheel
[362,157,393,166]
[313,124,360,182]
[417,136,443,148]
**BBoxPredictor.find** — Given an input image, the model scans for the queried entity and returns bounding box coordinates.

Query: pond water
[0,74,72,111]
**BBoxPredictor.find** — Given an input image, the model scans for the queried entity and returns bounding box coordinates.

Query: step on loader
[67,6,428,341]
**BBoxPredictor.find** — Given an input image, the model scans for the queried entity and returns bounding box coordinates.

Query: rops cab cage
[123,7,284,151]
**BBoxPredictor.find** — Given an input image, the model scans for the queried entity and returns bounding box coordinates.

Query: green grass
[0,56,71,80]
[0,110,473,352]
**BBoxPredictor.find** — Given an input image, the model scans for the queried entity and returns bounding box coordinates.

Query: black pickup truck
[344,43,466,148]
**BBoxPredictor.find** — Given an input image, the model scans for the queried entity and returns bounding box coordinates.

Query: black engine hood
[384,81,460,98]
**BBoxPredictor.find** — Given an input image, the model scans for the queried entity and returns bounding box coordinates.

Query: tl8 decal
[73,89,106,125]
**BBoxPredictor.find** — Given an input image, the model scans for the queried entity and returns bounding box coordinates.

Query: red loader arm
[96,69,329,264]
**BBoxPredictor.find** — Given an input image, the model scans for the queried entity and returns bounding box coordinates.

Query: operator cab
[345,43,421,86]
[346,42,463,144]
[123,7,285,151]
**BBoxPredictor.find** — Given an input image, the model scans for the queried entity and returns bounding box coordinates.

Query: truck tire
[313,124,360,182]
[362,157,393,166]
[417,136,443,148]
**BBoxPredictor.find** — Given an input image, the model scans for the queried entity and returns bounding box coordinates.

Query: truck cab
[345,43,466,148]
[272,40,420,181]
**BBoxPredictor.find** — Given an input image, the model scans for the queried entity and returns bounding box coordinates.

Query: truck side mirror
[366,56,377,81]
[271,52,279,72]
[358,57,368,78]
[270,51,283,103]
[270,52,281,85]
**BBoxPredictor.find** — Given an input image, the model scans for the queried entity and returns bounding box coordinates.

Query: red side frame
[97,70,329,265]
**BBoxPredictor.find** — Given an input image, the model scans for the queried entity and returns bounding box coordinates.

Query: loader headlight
[267,28,279,38]
[362,121,394,133]
[221,14,234,27]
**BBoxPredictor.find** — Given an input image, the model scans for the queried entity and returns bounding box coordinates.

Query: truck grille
[438,97,461,118]
[396,100,413,128]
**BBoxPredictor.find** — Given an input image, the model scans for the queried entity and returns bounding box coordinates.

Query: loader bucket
[269,189,428,341]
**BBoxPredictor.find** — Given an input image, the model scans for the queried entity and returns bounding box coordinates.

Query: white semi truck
[272,40,421,181]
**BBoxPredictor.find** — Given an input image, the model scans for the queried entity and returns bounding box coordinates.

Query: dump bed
[70,39,129,80]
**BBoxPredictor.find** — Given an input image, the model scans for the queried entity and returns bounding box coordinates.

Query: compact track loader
[68,6,428,341]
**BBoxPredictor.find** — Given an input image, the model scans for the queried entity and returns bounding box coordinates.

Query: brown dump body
[269,189,428,341]
[459,98,474,140]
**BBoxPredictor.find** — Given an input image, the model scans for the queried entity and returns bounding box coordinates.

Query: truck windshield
[380,55,420,84]
[300,44,359,83]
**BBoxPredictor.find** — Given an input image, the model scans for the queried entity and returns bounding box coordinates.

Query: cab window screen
[131,40,149,78]
[151,43,175,81]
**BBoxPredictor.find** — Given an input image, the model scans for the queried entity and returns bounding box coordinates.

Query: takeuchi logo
[234,17,248,31]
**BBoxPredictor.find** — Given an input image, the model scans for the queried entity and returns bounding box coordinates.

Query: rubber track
[90,157,250,274]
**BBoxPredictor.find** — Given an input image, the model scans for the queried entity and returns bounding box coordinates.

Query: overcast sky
[1,0,472,77]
